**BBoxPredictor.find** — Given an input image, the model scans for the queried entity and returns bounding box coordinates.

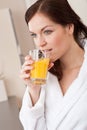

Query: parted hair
[25,0,87,80]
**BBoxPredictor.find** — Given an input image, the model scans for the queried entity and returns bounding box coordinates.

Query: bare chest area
[59,67,81,95]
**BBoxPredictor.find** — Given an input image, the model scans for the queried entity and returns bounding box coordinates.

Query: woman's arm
[19,86,47,130]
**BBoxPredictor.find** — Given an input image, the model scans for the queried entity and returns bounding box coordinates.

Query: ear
[68,24,74,35]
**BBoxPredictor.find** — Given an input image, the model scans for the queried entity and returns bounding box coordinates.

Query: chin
[50,58,57,63]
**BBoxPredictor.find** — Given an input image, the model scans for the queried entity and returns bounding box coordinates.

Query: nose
[35,36,47,47]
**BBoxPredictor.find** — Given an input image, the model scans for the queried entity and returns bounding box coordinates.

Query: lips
[41,49,52,59]
[42,49,52,53]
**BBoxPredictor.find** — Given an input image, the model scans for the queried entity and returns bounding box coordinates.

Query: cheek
[47,29,69,50]
[51,33,65,48]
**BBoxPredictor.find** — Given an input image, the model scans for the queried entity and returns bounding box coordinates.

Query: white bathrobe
[19,41,87,130]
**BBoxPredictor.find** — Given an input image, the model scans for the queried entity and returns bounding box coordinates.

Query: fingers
[22,56,34,68]
[22,62,33,71]
[20,72,30,80]
[48,62,54,70]
[20,54,54,86]
[25,55,31,60]
[20,55,34,81]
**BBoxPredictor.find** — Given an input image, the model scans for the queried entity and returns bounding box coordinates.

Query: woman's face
[28,13,74,62]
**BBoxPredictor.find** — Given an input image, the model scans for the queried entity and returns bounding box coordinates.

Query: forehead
[28,13,56,32]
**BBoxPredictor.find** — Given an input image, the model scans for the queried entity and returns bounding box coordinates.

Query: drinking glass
[29,49,50,85]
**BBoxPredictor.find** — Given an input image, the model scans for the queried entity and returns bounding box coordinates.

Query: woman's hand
[48,62,54,70]
[20,55,54,105]
[20,55,41,105]
[20,55,34,86]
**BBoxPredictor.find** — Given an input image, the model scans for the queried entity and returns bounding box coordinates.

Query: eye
[30,33,37,38]
[44,30,53,35]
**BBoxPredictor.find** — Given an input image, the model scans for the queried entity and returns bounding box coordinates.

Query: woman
[19,0,87,129]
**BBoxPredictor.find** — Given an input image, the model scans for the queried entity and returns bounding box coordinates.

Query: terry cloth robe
[19,42,87,130]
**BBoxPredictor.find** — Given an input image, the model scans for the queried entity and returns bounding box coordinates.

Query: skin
[20,13,84,104]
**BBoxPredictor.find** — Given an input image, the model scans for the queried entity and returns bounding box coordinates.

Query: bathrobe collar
[47,40,87,129]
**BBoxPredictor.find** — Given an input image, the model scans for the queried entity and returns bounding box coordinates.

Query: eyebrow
[29,25,53,33]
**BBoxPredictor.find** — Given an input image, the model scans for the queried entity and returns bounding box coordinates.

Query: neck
[60,41,84,70]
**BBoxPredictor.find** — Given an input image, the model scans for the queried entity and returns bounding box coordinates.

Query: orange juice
[30,58,50,85]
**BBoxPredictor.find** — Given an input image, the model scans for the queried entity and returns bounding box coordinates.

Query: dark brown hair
[25,0,87,80]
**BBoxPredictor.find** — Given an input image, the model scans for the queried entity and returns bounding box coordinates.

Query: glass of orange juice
[29,49,50,85]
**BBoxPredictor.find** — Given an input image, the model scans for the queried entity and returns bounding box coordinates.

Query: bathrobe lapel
[50,43,87,129]
[53,76,87,130]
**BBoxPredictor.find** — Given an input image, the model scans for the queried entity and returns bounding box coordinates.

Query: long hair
[25,0,87,80]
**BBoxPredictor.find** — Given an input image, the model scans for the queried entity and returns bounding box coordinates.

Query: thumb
[48,62,54,70]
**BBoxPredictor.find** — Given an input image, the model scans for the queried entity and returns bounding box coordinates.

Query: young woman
[19,0,87,129]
